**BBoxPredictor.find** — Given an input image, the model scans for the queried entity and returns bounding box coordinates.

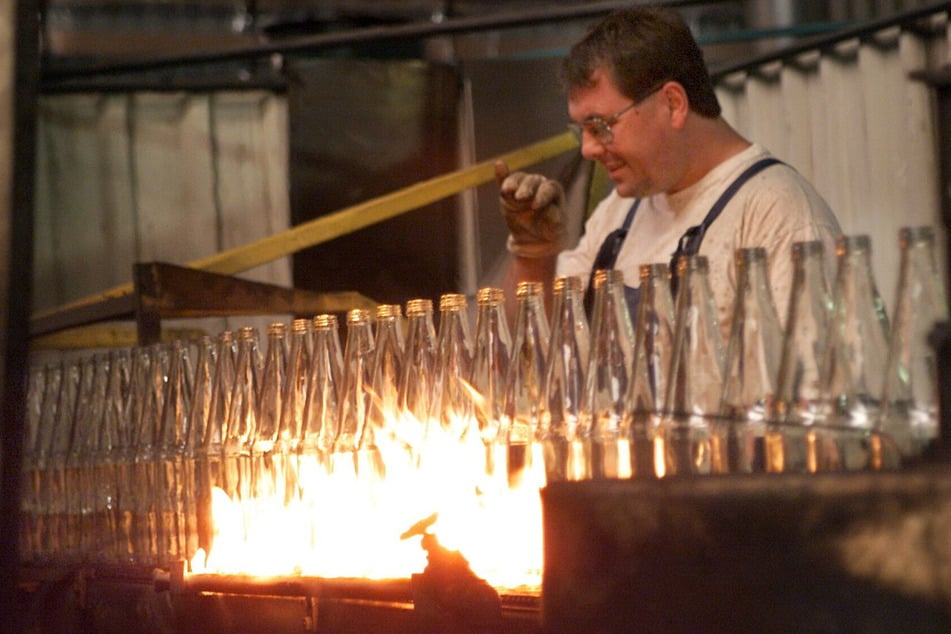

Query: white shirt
[556,144,842,336]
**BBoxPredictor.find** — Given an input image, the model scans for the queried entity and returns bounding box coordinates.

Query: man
[497,6,841,334]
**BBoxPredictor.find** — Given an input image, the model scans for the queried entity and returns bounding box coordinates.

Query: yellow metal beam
[30,131,578,323]
[191,131,578,275]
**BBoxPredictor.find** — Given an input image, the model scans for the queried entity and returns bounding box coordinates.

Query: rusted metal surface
[18,560,540,633]
[541,468,951,633]
[133,262,374,319]
[28,293,136,339]
[28,261,377,345]
[133,261,377,344]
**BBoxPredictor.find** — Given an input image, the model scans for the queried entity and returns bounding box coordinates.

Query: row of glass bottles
[520,226,946,480]
[19,295,510,568]
[19,225,947,567]
[565,226,948,479]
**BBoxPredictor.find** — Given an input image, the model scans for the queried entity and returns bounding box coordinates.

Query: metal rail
[39,0,713,82]
[709,0,951,80]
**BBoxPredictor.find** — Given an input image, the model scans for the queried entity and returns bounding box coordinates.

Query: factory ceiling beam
[41,0,705,82]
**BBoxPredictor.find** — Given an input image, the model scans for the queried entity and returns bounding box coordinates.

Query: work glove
[496,160,565,258]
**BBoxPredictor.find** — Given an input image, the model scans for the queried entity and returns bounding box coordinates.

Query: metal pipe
[40,0,716,82]
[710,0,951,80]
[1,1,39,632]
[41,75,288,95]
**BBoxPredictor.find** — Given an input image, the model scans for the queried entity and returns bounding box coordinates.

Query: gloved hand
[496,160,565,258]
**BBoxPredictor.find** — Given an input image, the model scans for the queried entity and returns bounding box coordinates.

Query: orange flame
[192,401,544,592]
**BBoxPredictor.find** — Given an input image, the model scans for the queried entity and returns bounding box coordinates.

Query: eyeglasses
[568,81,667,146]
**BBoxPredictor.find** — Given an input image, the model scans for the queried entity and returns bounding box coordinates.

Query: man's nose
[579,133,605,160]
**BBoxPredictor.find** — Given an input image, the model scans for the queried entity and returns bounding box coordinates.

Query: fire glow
[189,407,545,592]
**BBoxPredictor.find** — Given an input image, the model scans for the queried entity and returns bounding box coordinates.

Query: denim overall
[583,157,783,322]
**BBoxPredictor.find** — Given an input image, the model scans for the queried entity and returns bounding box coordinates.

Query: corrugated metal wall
[33,90,291,335]
[714,9,949,313]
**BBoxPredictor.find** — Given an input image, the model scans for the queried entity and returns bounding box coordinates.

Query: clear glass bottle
[25,362,46,450]
[368,304,405,469]
[278,319,312,506]
[156,339,193,565]
[73,354,113,561]
[92,349,131,563]
[292,314,342,550]
[502,281,549,488]
[583,269,635,480]
[398,298,438,465]
[374,304,405,351]
[116,345,151,564]
[821,235,891,470]
[281,319,313,448]
[251,322,287,504]
[26,361,57,562]
[300,314,343,481]
[430,293,474,439]
[353,308,386,482]
[223,326,262,544]
[226,325,263,461]
[623,263,676,478]
[470,290,511,437]
[335,309,377,475]
[44,360,80,562]
[24,362,61,563]
[131,343,169,565]
[185,336,216,475]
[196,331,235,559]
[771,240,839,473]
[182,335,214,563]
[64,355,99,561]
[720,248,784,473]
[87,354,118,559]
[470,287,512,485]
[880,226,950,460]
[539,275,589,483]
[21,363,47,561]
[659,255,726,476]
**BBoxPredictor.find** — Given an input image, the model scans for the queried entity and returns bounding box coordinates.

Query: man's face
[567,69,678,198]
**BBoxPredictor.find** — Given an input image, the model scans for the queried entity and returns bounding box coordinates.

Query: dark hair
[559,6,721,118]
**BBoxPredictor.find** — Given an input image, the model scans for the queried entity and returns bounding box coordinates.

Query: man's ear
[661,81,689,128]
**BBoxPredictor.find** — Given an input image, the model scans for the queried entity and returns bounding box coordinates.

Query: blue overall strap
[619,198,640,233]
[669,157,784,292]
[584,198,642,318]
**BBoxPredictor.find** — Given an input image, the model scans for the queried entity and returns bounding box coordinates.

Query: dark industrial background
[4,1,950,632]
